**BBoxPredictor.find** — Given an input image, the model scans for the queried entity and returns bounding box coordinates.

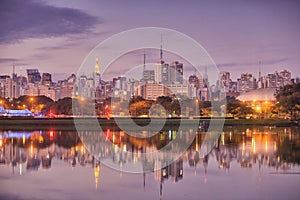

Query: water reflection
[0,127,299,199]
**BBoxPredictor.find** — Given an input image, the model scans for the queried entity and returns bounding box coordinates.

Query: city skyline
[1,2,299,199]
[1,0,300,81]
[0,61,295,102]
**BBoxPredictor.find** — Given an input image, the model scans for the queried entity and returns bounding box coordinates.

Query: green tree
[129,96,145,105]
[156,96,173,115]
[129,100,153,117]
[42,97,73,115]
[178,96,193,116]
[275,83,300,120]
[226,96,253,118]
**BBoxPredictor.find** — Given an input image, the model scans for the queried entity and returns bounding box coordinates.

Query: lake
[0,126,299,200]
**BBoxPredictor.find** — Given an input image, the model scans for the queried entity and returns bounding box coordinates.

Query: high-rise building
[4,77,20,98]
[154,37,170,84]
[112,76,127,90]
[39,85,58,101]
[228,81,238,93]
[265,73,277,88]
[155,60,169,84]
[264,70,291,88]
[141,52,155,83]
[0,73,20,98]
[77,75,87,97]
[60,84,74,99]
[94,57,101,88]
[188,74,200,87]
[218,71,231,92]
[0,75,9,97]
[41,73,52,86]
[143,70,155,83]
[169,61,183,84]
[166,83,191,98]
[111,76,130,100]
[188,74,200,98]
[279,70,291,85]
[27,69,41,84]
[138,84,168,100]
[237,73,255,93]
[58,74,76,99]
[23,83,57,100]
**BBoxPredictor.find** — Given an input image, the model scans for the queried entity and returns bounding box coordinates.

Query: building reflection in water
[0,126,299,199]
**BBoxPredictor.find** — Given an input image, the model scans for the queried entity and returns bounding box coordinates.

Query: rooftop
[237,88,277,102]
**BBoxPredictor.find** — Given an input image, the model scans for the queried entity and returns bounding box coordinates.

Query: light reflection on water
[0,126,299,200]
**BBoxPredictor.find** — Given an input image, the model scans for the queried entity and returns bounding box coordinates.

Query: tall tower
[203,66,208,87]
[95,57,100,74]
[258,61,261,81]
[143,51,146,72]
[160,34,163,61]
[257,61,263,89]
[12,64,17,82]
[94,57,101,89]
[155,35,169,84]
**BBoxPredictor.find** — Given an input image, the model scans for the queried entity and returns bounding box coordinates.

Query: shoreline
[0,117,297,131]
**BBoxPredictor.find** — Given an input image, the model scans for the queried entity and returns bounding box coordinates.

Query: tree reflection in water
[0,126,299,197]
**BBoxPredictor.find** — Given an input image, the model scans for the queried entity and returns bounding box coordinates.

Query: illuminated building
[218,71,231,93]
[155,60,169,84]
[24,83,58,101]
[165,83,191,98]
[154,37,170,84]
[169,61,183,84]
[237,73,256,93]
[27,69,41,84]
[59,74,76,99]
[264,70,292,88]
[138,83,168,100]
[237,88,276,117]
[0,106,33,117]
[142,53,155,83]
[93,57,101,88]
[41,73,52,86]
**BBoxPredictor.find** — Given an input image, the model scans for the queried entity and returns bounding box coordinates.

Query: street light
[0,100,3,109]
[29,97,35,113]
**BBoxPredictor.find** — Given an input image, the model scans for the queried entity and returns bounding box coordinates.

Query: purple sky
[0,0,299,81]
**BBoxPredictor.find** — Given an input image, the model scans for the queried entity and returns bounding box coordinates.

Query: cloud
[0,58,20,63]
[262,58,289,65]
[0,58,30,68]
[217,58,289,68]
[0,0,100,44]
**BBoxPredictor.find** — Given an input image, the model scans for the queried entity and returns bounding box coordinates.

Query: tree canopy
[275,83,300,120]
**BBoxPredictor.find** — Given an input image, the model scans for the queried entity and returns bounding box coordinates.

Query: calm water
[0,126,299,200]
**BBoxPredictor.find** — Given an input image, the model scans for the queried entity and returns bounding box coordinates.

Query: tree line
[0,82,298,119]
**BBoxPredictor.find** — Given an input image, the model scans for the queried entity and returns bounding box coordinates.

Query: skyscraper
[27,69,41,84]
[218,71,231,92]
[154,36,170,84]
[237,73,255,92]
[142,52,155,83]
[41,73,52,86]
[94,57,101,88]
[279,70,291,85]
[169,61,183,84]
